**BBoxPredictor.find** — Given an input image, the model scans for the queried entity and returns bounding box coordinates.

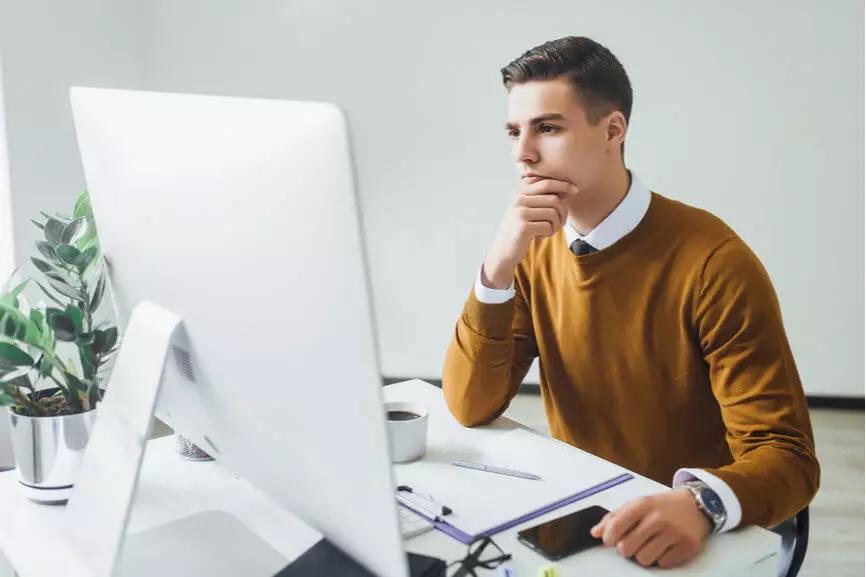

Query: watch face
[700,488,725,516]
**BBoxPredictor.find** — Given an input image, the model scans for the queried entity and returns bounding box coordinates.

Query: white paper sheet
[393,428,629,537]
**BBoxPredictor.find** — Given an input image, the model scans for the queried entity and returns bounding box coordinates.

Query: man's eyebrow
[504,113,565,130]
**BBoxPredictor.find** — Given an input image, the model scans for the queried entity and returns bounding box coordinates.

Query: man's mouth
[522,173,549,183]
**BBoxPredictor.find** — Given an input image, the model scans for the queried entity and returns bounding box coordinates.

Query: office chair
[774,506,810,577]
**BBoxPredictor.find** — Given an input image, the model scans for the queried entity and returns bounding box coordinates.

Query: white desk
[0,379,779,577]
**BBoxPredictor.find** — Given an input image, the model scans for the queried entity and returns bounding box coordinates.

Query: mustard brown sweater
[443,192,819,528]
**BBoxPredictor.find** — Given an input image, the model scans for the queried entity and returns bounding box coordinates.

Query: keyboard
[398,505,434,539]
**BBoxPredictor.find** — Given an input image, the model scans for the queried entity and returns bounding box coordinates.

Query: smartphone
[516,505,609,561]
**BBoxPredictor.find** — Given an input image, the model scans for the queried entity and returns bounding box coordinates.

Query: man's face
[505,77,615,190]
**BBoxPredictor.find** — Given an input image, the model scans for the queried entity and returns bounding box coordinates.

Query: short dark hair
[501,36,632,155]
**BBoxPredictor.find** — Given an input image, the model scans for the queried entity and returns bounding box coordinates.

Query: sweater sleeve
[442,266,538,427]
[695,237,819,528]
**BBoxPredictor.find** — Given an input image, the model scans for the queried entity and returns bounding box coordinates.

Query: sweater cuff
[462,284,516,339]
[474,266,515,304]
[674,468,742,533]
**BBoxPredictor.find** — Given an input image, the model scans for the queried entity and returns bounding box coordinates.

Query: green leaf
[77,246,98,271]
[73,191,92,220]
[0,310,29,342]
[73,192,100,253]
[79,345,96,381]
[43,270,72,286]
[46,279,84,301]
[0,277,28,308]
[102,327,117,353]
[65,373,86,395]
[92,328,109,354]
[31,257,55,274]
[64,304,84,335]
[0,314,16,340]
[55,244,82,266]
[0,373,32,393]
[0,342,34,367]
[0,378,22,406]
[77,232,98,252]
[38,355,54,378]
[0,303,42,347]
[48,310,77,341]
[28,308,44,332]
[61,217,85,244]
[44,218,65,246]
[90,272,106,311]
[76,330,95,345]
[37,241,59,263]
[88,381,100,408]
[33,280,66,307]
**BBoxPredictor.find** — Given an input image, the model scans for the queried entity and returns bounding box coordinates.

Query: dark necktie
[569,238,597,257]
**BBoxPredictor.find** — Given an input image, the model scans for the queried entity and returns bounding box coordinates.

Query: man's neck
[566,165,632,236]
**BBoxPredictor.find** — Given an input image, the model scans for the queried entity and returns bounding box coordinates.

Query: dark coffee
[387,410,421,421]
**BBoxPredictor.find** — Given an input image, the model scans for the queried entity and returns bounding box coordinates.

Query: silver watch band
[684,480,726,533]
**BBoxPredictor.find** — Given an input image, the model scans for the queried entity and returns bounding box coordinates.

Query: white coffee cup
[384,401,428,463]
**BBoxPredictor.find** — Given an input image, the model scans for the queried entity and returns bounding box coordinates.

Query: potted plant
[0,190,118,503]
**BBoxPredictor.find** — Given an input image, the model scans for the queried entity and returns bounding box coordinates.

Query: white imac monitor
[69,87,408,577]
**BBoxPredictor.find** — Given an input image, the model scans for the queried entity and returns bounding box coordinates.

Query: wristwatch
[683,480,726,533]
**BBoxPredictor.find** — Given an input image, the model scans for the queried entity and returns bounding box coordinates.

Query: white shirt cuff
[673,468,742,533]
[474,267,515,304]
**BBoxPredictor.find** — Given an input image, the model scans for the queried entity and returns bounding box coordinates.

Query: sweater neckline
[563,192,662,269]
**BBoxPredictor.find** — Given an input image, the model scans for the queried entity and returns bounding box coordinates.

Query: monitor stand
[65,300,184,577]
[62,301,292,577]
[61,300,415,577]
[115,510,288,577]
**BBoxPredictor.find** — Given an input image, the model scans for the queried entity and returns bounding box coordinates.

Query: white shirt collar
[564,170,651,251]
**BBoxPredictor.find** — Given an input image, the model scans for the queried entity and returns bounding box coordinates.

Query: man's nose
[514,134,539,165]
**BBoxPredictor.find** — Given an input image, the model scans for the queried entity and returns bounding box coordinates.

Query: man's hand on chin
[590,489,713,569]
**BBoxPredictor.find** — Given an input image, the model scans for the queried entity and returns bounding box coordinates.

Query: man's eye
[507,130,520,139]
[540,125,559,134]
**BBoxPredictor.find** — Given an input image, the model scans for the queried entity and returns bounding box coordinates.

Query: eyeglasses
[447,536,512,576]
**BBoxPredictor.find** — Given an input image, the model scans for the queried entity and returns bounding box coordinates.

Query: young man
[442,36,819,569]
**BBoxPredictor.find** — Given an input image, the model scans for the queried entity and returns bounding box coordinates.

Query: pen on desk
[396,485,453,521]
[451,460,543,481]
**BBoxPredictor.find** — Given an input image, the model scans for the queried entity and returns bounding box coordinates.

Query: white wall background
[0,0,863,397]
[0,53,14,468]
[0,0,146,265]
[0,53,12,283]
[0,0,146,467]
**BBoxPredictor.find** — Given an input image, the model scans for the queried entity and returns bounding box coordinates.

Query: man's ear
[605,111,627,148]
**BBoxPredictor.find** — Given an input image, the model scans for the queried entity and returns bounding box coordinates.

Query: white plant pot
[7,398,97,504]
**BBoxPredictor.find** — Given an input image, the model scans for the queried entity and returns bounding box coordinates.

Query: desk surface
[0,379,779,577]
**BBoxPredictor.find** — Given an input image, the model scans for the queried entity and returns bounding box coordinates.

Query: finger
[523,178,577,198]
[523,207,563,230]
[517,194,567,223]
[590,513,613,538]
[634,533,677,568]
[601,500,648,547]
[525,221,555,239]
[517,193,564,208]
[517,194,568,220]
[616,514,664,559]
[657,544,691,569]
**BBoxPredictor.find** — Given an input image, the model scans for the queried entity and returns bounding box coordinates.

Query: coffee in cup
[384,401,428,463]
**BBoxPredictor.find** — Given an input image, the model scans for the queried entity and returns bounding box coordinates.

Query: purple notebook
[401,472,634,545]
